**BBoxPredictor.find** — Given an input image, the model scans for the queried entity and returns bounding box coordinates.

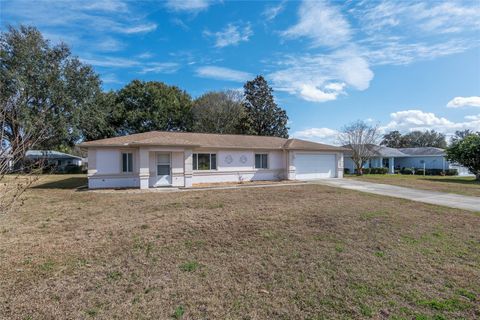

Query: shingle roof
[344,145,447,157]
[26,150,82,160]
[370,145,408,157]
[398,147,445,156]
[79,131,347,152]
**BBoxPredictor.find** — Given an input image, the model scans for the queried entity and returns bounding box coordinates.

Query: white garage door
[295,153,336,180]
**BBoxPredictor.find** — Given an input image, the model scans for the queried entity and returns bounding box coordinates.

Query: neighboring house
[79,131,347,189]
[25,150,83,171]
[344,145,472,176]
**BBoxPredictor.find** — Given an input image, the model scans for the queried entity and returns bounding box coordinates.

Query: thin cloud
[447,96,480,108]
[196,66,253,82]
[204,23,253,48]
[139,62,180,74]
[281,0,351,48]
[263,1,286,22]
[166,0,212,12]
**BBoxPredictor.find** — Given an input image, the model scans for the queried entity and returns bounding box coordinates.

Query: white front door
[155,153,171,186]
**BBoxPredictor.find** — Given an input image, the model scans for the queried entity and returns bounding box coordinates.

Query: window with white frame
[255,154,268,169]
[122,152,133,173]
[192,153,217,170]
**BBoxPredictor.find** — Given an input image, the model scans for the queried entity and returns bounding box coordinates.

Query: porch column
[139,148,149,189]
[336,152,344,178]
[389,157,395,174]
[184,150,193,188]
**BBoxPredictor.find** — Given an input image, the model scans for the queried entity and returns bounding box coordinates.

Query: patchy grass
[0,175,479,319]
[347,174,480,197]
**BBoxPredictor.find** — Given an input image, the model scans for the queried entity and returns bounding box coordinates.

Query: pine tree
[243,76,289,138]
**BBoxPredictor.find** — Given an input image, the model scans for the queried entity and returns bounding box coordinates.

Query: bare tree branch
[338,120,380,175]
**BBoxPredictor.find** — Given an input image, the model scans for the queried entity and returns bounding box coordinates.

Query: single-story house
[79,131,347,189]
[25,150,83,170]
[344,145,472,176]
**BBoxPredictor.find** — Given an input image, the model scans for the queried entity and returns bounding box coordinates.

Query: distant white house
[344,145,472,176]
[79,131,348,189]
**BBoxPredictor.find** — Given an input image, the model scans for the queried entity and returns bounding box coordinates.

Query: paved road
[311,179,480,212]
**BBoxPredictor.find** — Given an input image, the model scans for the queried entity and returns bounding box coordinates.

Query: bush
[445,169,458,176]
[370,167,388,174]
[344,168,350,174]
[425,169,443,176]
[401,167,414,175]
[415,168,425,175]
[362,168,371,174]
[63,164,83,174]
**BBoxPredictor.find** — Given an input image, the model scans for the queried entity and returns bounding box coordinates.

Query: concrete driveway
[311,179,480,212]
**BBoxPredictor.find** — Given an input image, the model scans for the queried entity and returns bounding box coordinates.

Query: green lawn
[346,174,480,197]
[0,175,479,319]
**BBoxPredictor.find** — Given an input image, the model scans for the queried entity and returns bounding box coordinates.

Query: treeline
[1,25,288,156]
[381,130,447,148]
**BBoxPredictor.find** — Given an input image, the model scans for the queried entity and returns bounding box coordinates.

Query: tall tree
[0,25,101,154]
[446,132,480,181]
[381,130,405,148]
[192,90,249,134]
[402,130,447,148]
[243,75,289,138]
[78,91,121,141]
[116,80,193,134]
[339,120,380,175]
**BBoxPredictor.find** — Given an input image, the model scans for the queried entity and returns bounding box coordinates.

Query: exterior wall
[87,146,344,189]
[192,149,286,184]
[395,156,446,170]
[87,147,141,189]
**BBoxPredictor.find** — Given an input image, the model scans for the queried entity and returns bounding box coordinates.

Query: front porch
[366,157,396,174]
[138,147,192,189]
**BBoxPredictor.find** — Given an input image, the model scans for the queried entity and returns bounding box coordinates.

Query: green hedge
[354,167,388,174]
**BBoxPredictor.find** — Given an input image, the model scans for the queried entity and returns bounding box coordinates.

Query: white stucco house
[79,131,347,189]
[344,145,472,176]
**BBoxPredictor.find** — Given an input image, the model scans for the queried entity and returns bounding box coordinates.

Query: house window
[255,154,268,169]
[122,152,133,173]
[193,153,216,170]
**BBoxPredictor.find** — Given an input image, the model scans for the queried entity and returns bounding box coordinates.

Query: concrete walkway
[310,179,480,212]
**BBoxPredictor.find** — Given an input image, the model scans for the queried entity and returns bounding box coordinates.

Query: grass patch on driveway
[347,174,480,197]
[0,175,479,319]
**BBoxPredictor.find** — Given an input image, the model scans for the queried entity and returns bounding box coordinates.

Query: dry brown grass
[0,175,479,319]
[347,174,480,197]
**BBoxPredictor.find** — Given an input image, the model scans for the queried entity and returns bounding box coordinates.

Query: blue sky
[2,0,480,144]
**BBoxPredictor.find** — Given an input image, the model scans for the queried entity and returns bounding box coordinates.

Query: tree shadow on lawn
[418,177,480,186]
[32,176,88,190]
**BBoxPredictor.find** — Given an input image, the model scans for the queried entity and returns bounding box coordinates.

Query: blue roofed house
[344,145,472,176]
[25,150,84,172]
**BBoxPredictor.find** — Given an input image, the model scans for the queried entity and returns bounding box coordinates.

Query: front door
[155,153,171,186]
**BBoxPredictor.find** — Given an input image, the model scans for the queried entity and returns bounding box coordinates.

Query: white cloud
[293,127,339,145]
[96,37,125,52]
[81,56,140,68]
[263,1,286,21]
[269,48,373,102]
[447,96,480,108]
[195,66,253,82]
[364,39,472,66]
[117,23,157,34]
[353,1,480,35]
[204,23,253,48]
[166,0,212,12]
[139,62,180,74]
[281,0,351,48]
[465,114,480,121]
[381,109,480,133]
